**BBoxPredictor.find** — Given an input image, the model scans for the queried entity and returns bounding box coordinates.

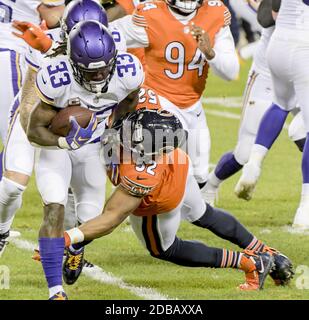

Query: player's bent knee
[288,112,307,142]
[76,203,102,224]
[0,177,26,199]
[234,137,255,165]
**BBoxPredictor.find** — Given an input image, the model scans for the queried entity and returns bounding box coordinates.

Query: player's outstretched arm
[38,3,65,29]
[27,100,60,147]
[65,186,142,244]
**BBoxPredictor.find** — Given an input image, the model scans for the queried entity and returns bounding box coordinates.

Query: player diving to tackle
[23,19,144,299]
[235,0,309,230]
[0,0,126,260]
[64,93,294,293]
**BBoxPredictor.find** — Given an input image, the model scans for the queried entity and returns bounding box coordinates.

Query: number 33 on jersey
[132,0,231,108]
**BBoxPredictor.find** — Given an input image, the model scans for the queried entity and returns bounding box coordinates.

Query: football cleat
[32,249,41,262]
[263,246,294,286]
[63,247,84,285]
[49,291,68,300]
[292,205,309,230]
[83,259,94,268]
[0,231,10,258]
[239,250,274,291]
[234,162,261,201]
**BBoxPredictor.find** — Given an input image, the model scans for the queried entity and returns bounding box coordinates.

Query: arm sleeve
[112,15,149,48]
[35,67,57,106]
[206,27,240,81]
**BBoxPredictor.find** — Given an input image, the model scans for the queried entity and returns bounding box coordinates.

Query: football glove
[58,114,98,150]
[12,20,52,53]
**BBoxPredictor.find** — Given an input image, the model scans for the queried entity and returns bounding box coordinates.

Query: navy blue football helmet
[68,20,117,93]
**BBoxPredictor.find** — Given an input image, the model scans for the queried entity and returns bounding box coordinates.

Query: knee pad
[0,177,25,200]
[76,202,101,224]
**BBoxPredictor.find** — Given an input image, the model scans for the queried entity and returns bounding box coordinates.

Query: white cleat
[234,162,261,201]
[292,205,309,230]
[201,183,218,207]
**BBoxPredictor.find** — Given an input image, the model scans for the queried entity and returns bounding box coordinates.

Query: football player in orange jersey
[106,0,239,200]
[64,101,293,291]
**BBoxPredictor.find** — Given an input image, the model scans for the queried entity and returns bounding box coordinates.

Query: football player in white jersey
[0,0,124,260]
[0,0,64,257]
[25,21,143,300]
[235,0,309,229]
[203,0,306,206]
[0,0,64,158]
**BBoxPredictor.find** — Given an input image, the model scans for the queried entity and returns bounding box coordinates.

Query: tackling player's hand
[12,20,52,53]
[58,114,98,150]
[190,22,215,60]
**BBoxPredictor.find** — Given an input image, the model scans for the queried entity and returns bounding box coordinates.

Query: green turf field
[1,59,309,300]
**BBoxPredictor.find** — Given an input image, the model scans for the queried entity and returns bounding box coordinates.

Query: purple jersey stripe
[25,56,39,70]
[9,96,20,124]
[10,51,21,96]
[35,77,55,103]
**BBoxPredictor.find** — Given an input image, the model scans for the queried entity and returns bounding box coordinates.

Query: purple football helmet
[68,20,117,93]
[62,0,108,35]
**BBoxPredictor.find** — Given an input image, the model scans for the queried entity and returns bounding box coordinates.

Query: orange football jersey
[132,1,231,108]
[115,0,147,69]
[108,148,189,217]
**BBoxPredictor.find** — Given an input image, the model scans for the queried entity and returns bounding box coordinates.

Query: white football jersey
[276,0,309,31]
[253,27,274,76]
[0,0,64,53]
[25,27,62,71]
[35,51,144,139]
[109,22,127,52]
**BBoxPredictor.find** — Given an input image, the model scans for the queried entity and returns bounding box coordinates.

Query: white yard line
[10,237,171,300]
[202,96,243,108]
[205,107,289,130]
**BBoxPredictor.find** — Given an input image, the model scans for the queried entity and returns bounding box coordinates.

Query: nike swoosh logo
[77,136,89,142]
[197,111,202,117]
[259,256,265,274]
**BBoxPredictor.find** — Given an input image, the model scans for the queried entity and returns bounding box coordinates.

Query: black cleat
[0,231,10,258]
[263,247,294,285]
[83,259,94,268]
[62,247,84,285]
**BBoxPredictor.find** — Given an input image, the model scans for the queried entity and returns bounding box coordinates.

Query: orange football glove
[12,20,52,53]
